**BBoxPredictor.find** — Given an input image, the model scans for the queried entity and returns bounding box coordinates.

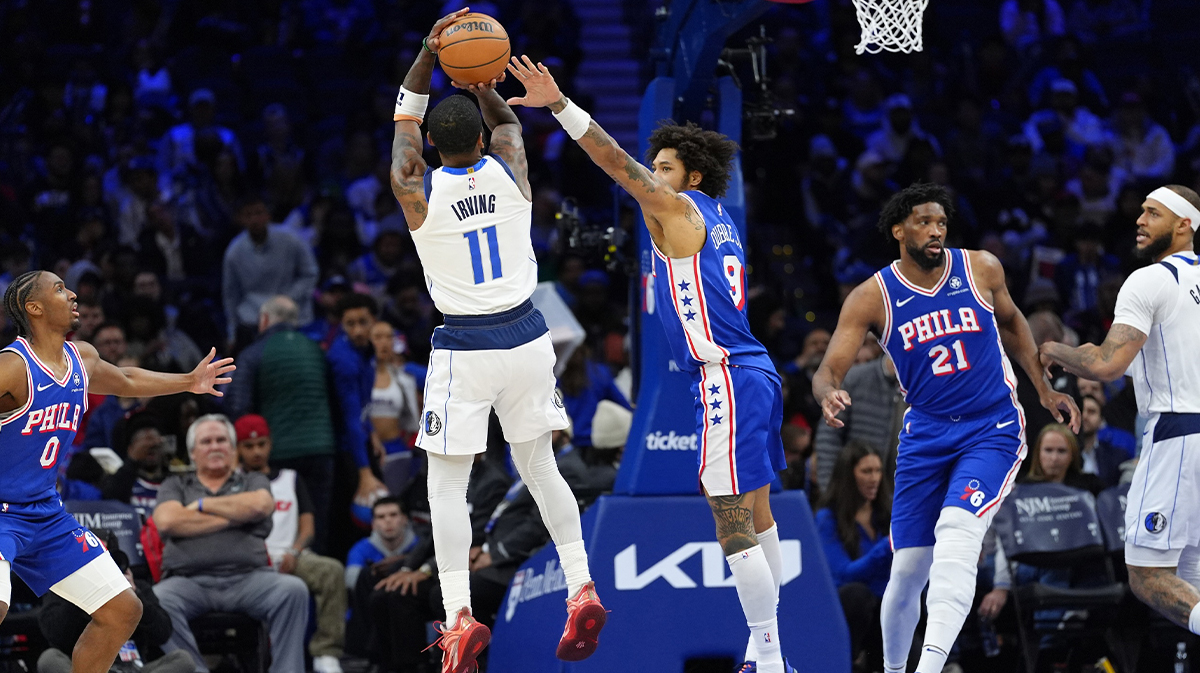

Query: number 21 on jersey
[930,340,970,376]
[464,225,502,285]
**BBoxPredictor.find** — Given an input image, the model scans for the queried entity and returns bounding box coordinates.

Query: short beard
[906,241,945,271]
[1133,230,1172,262]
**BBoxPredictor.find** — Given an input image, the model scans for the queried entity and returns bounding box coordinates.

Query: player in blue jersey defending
[0,271,233,673]
[812,183,1080,673]
[506,56,793,673]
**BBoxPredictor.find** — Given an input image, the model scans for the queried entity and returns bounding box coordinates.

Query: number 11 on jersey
[464,225,503,284]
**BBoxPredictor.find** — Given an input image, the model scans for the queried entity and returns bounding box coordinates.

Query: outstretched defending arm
[812,280,885,428]
[505,55,705,257]
[390,9,471,230]
[75,341,233,399]
[972,250,1080,431]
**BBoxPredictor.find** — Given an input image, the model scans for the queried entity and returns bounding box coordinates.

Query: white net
[851,0,930,54]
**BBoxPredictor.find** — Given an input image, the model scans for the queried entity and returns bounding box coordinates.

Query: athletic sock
[556,540,592,599]
[728,546,783,673]
[745,524,783,661]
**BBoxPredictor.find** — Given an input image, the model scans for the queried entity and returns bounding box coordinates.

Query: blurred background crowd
[0,0,1196,670]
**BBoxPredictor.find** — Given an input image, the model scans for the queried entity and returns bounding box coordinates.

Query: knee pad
[933,506,988,551]
[889,546,934,585]
[426,453,473,500]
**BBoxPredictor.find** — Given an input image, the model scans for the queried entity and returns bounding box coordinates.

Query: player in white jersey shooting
[1041,184,1200,633]
[388,12,604,673]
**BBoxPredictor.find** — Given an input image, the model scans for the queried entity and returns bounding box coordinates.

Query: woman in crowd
[1023,423,1105,495]
[368,320,422,494]
[815,440,893,673]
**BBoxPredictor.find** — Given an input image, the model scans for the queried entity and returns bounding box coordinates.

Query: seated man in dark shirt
[101,413,172,515]
[37,540,193,673]
[151,414,309,673]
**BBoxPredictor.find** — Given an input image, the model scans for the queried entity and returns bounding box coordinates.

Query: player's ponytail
[3,270,42,337]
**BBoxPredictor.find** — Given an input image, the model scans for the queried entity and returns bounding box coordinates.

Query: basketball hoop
[851,0,929,54]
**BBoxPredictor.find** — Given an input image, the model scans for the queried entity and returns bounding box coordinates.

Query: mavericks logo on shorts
[1145,512,1167,534]
[424,411,442,436]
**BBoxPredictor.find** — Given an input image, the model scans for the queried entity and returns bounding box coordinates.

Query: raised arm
[75,340,233,399]
[974,250,1080,431]
[505,55,703,257]
[459,81,532,201]
[390,9,470,230]
[812,280,885,428]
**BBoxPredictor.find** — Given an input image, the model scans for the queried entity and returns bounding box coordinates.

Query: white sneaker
[313,655,343,673]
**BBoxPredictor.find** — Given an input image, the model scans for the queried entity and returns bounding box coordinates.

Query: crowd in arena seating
[1,0,1198,670]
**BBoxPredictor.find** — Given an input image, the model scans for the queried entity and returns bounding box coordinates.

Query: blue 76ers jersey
[0,338,88,502]
[876,249,1018,416]
[650,190,775,376]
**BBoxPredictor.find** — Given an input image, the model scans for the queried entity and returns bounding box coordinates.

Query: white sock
[745,524,783,661]
[882,546,934,672]
[918,508,986,673]
[728,546,783,673]
[439,570,471,620]
[556,540,592,599]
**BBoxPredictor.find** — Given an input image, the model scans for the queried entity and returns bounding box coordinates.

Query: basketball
[437,13,511,85]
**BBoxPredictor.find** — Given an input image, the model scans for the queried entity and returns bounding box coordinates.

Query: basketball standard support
[489,2,849,670]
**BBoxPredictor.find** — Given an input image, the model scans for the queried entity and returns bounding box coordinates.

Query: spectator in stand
[73,297,105,343]
[1024,79,1104,153]
[224,295,338,551]
[1077,393,1135,489]
[101,414,173,515]
[866,94,941,165]
[254,104,306,192]
[235,414,347,673]
[1053,222,1122,325]
[783,327,831,430]
[1027,36,1109,110]
[327,293,389,513]
[344,497,423,659]
[1107,92,1175,181]
[126,296,204,374]
[83,355,148,451]
[222,194,319,351]
[999,0,1066,51]
[92,322,128,365]
[816,440,893,673]
[158,89,244,180]
[364,451,510,672]
[556,344,632,450]
[814,354,904,490]
[1024,423,1104,495]
[303,275,354,349]
[116,158,159,248]
[369,320,422,494]
[136,199,213,285]
[38,542,193,673]
[347,220,407,299]
[152,414,309,673]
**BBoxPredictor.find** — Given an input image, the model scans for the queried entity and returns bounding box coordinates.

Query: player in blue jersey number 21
[0,271,233,672]
[813,183,1079,673]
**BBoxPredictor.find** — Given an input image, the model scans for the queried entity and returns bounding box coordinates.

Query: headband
[1147,187,1200,231]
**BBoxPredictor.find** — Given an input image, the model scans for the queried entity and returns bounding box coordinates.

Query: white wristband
[552,98,591,141]
[394,87,429,123]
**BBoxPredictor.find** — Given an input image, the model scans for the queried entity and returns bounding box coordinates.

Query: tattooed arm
[463,83,531,201]
[390,9,469,230]
[1039,324,1147,382]
[505,55,705,257]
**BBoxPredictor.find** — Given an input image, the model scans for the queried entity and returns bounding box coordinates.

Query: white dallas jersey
[1114,252,1200,415]
[265,468,300,566]
[412,155,536,315]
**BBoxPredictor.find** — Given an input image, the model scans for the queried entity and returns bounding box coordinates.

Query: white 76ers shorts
[1124,412,1200,566]
[417,301,569,455]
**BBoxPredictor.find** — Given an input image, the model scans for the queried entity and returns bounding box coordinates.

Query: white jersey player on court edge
[387,11,605,673]
[1041,184,1200,633]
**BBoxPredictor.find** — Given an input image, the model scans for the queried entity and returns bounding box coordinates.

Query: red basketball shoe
[427,607,490,673]
[555,581,607,661]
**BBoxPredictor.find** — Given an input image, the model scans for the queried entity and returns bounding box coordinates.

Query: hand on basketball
[425,7,472,53]
[505,55,563,108]
[820,389,852,428]
[451,72,507,92]
[188,348,235,397]
[1040,389,1081,433]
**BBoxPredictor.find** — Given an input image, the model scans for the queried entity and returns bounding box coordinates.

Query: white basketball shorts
[1124,412,1200,565]
[417,324,569,455]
